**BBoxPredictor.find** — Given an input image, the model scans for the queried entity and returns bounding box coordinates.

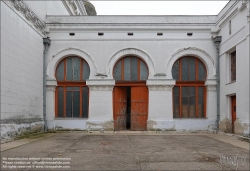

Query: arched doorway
[55,56,90,118]
[113,56,149,131]
[172,56,207,118]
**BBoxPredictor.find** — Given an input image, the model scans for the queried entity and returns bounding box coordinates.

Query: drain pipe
[43,38,51,132]
[213,36,222,131]
[248,0,250,134]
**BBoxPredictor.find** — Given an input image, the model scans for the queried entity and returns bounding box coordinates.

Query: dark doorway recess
[231,96,236,133]
[113,86,148,131]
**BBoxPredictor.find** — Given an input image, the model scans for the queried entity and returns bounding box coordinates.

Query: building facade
[1,0,249,139]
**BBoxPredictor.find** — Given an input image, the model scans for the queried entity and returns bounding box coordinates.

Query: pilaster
[205,80,217,118]
[205,84,217,119]
[86,80,115,130]
[147,79,175,130]
[46,85,56,129]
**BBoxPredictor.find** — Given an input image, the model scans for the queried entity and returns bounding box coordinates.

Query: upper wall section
[215,0,249,33]
[26,0,90,19]
[217,0,248,20]
[45,16,217,41]
[4,0,89,23]
[46,15,218,24]
[2,0,91,37]
[22,1,71,21]
[24,1,47,21]
[215,0,249,54]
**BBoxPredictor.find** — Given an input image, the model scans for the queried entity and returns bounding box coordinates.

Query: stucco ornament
[206,85,217,91]
[62,0,89,15]
[3,0,46,36]
[46,86,56,92]
[25,9,36,22]
[88,85,114,91]
[148,85,174,91]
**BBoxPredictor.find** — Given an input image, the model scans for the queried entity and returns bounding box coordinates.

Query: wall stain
[1,119,44,140]
[87,120,114,131]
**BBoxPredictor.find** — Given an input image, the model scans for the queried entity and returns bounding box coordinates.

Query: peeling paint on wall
[207,124,216,131]
[219,118,232,133]
[87,120,114,131]
[1,121,44,140]
[234,119,250,136]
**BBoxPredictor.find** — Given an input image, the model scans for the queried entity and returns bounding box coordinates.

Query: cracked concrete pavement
[1,132,249,170]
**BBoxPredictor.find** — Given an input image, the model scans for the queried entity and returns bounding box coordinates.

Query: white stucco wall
[45,15,218,131]
[46,40,216,77]
[45,1,249,135]
[217,1,249,135]
[0,0,81,139]
[1,2,44,138]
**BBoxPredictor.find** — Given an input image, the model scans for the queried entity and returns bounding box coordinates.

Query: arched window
[55,57,90,118]
[172,56,207,118]
[113,56,148,81]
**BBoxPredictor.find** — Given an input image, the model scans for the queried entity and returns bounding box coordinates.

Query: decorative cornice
[46,86,56,92]
[75,0,88,15]
[62,0,73,15]
[218,8,239,29]
[206,85,217,91]
[239,0,248,11]
[3,0,46,37]
[148,85,174,91]
[88,85,114,91]
[61,0,87,16]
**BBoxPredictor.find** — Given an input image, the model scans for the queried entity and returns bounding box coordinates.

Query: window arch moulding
[46,48,97,84]
[166,47,216,81]
[107,48,156,79]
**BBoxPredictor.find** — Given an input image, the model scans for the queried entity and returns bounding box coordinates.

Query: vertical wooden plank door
[130,86,148,131]
[231,96,236,133]
[114,87,127,131]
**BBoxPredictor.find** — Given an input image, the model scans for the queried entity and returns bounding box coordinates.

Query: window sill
[226,81,236,85]
[55,118,88,120]
[174,118,208,119]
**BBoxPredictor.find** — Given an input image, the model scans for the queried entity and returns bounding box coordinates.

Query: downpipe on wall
[213,36,222,132]
[43,38,51,132]
[248,1,250,134]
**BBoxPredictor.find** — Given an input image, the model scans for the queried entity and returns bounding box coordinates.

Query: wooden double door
[113,86,148,131]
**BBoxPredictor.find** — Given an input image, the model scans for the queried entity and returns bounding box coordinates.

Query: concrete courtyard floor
[1,132,249,170]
